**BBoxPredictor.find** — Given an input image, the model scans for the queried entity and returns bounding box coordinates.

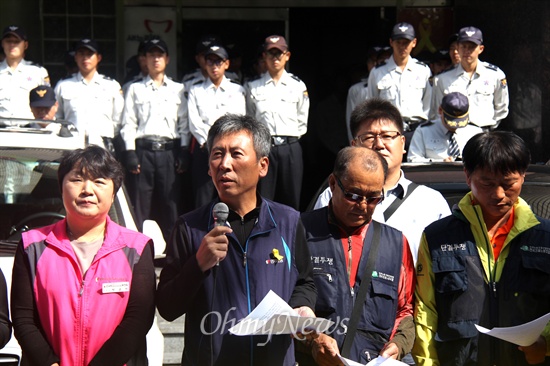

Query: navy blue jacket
[157,198,316,366]
[302,207,404,363]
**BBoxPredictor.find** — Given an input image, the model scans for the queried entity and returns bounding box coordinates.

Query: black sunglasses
[334,175,385,205]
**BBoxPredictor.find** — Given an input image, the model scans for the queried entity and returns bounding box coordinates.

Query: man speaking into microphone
[156,114,316,366]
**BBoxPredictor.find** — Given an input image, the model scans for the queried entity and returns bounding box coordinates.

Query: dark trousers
[191,143,216,209]
[129,148,181,241]
[260,140,303,210]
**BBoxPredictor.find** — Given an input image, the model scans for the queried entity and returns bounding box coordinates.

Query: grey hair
[207,114,271,160]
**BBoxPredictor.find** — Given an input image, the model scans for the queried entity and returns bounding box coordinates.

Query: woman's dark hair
[462,131,531,175]
[57,145,124,193]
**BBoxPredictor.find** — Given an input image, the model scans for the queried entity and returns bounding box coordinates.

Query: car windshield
[0,148,66,242]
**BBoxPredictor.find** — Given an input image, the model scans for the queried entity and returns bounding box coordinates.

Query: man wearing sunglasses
[298,146,416,365]
[313,98,450,265]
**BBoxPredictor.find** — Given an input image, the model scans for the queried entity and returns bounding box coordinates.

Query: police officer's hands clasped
[125,150,141,174]
[196,225,233,272]
[176,147,191,173]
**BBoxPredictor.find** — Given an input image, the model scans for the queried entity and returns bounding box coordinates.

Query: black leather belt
[136,138,179,151]
[271,136,299,146]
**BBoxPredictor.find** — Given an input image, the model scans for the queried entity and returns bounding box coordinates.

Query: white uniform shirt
[430,62,509,128]
[122,72,147,97]
[407,120,483,162]
[246,70,309,137]
[345,78,369,141]
[314,171,451,264]
[121,75,188,150]
[188,76,245,146]
[182,68,239,95]
[54,71,123,146]
[367,55,432,120]
[0,59,49,119]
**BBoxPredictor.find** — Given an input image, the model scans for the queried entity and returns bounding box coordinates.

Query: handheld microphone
[212,202,229,267]
[213,202,229,227]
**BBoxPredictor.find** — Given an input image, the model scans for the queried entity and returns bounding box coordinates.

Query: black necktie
[448,131,459,159]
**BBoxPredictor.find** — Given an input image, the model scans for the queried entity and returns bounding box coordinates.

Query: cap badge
[269,37,280,43]
[466,31,475,37]
[151,39,159,44]
[202,41,211,47]
[210,46,220,51]
[82,39,91,43]
[398,25,409,32]
[36,90,47,98]
[9,26,18,31]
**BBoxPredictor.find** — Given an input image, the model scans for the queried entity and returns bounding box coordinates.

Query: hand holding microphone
[196,202,232,272]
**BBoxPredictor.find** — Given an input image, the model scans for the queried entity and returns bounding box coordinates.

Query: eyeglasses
[266,50,286,60]
[205,58,225,67]
[355,131,401,147]
[334,175,385,205]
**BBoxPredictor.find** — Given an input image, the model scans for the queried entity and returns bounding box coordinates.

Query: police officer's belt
[271,136,299,146]
[136,138,179,151]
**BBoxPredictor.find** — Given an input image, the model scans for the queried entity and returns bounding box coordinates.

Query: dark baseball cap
[264,35,288,52]
[29,85,56,108]
[2,25,27,41]
[391,22,416,41]
[458,26,483,45]
[196,35,221,54]
[143,38,169,55]
[204,44,228,60]
[441,92,470,128]
[75,38,100,53]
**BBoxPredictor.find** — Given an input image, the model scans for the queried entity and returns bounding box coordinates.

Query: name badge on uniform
[102,281,130,294]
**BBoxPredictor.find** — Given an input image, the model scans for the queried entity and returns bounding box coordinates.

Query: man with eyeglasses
[313,98,450,265]
[187,44,246,208]
[246,35,309,210]
[298,146,415,365]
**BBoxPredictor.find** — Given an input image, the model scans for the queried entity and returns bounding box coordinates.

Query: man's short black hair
[350,98,404,138]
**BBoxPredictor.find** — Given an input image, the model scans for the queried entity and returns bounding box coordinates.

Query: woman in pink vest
[11,145,156,366]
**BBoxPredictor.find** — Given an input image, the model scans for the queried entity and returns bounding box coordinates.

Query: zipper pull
[243,252,247,267]
[79,280,85,297]
[348,236,352,251]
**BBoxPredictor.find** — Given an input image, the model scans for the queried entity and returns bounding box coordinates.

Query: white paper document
[228,290,334,336]
[475,311,550,347]
[338,355,408,366]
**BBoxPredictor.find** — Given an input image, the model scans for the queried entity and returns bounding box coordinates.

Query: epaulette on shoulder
[101,74,114,81]
[483,62,499,72]
[363,81,369,88]
[229,78,242,86]
[248,74,261,82]
[192,79,204,86]
[419,121,434,128]
[132,77,143,84]
[182,74,195,82]
[375,61,387,68]
[416,60,429,68]
[61,74,74,80]
[290,74,303,82]
[438,65,456,76]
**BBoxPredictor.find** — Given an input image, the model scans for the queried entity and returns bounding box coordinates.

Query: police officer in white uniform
[187,44,246,208]
[182,35,239,94]
[367,22,432,132]
[246,35,310,210]
[408,92,483,162]
[54,38,123,152]
[0,25,49,121]
[430,26,509,130]
[121,38,188,240]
